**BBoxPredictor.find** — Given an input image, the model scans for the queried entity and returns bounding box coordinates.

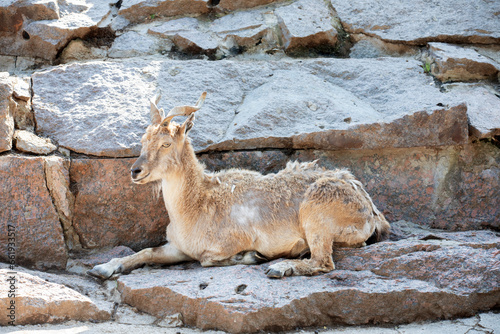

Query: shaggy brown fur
[88,92,390,280]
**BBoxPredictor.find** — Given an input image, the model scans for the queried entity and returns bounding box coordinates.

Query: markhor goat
[88,92,390,280]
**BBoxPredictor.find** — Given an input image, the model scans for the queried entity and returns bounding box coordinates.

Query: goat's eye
[162,143,171,148]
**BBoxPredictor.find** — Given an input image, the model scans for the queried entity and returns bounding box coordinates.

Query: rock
[349,34,419,58]
[0,267,111,325]
[59,39,107,63]
[11,77,30,101]
[215,0,285,11]
[33,58,473,157]
[330,0,500,44]
[70,158,169,250]
[32,60,157,157]
[0,56,16,72]
[117,227,499,333]
[12,99,35,131]
[0,74,14,152]
[149,18,219,57]
[445,84,500,139]
[44,156,80,250]
[118,0,210,24]
[212,9,277,52]
[13,130,57,154]
[109,31,171,58]
[0,155,68,270]
[0,0,117,61]
[115,305,157,325]
[275,0,339,55]
[157,313,183,328]
[427,43,500,82]
[215,70,468,151]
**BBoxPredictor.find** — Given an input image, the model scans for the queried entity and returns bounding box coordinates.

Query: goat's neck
[160,143,205,218]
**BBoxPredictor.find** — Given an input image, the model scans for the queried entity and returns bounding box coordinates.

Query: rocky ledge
[1,222,498,331]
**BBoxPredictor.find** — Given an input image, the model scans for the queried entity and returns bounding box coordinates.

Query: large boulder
[32,58,473,157]
[117,226,500,333]
[70,158,169,250]
[0,155,68,270]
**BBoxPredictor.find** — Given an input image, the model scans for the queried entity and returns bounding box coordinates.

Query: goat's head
[130,92,206,184]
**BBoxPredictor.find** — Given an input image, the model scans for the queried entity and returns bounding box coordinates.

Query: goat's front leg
[88,243,192,280]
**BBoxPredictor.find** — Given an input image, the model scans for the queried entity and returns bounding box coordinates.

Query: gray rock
[109,31,172,58]
[0,56,16,73]
[32,58,489,157]
[148,17,219,56]
[349,34,419,58]
[13,130,57,154]
[445,84,500,139]
[330,0,500,44]
[215,0,285,11]
[59,39,107,63]
[427,43,499,82]
[0,269,111,325]
[275,0,338,54]
[117,228,500,333]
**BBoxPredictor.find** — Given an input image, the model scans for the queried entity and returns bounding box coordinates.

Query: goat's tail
[349,179,391,244]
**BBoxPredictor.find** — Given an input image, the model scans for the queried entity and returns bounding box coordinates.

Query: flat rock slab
[33,58,475,157]
[0,269,110,325]
[330,0,500,44]
[428,43,500,82]
[117,228,500,333]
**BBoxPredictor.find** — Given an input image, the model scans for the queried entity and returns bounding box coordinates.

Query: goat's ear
[150,93,163,125]
[180,114,195,136]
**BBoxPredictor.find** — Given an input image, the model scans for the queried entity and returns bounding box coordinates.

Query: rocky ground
[0,0,499,332]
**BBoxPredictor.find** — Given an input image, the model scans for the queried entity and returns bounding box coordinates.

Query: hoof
[87,263,122,280]
[265,267,293,279]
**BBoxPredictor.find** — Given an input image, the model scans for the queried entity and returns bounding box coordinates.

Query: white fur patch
[230,203,260,226]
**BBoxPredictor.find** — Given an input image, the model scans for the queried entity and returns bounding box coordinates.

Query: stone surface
[330,0,500,44]
[212,9,277,53]
[0,269,110,325]
[275,0,338,54]
[427,43,500,82]
[12,98,34,131]
[13,130,57,154]
[0,55,16,72]
[59,39,107,63]
[349,34,418,58]
[0,155,68,270]
[215,0,285,12]
[0,0,117,60]
[44,156,79,250]
[32,58,471,157]
[0,73,14,152]
[445,84,500,139]
[117,225,500,333]
[70,158,169,250]
[118,0,210,24]
[109,31,171,58]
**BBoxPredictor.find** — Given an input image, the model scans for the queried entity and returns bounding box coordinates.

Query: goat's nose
[131,167,142,179]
